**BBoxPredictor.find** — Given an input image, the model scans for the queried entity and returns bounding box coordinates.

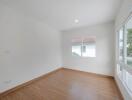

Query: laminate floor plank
[0,68,123,100]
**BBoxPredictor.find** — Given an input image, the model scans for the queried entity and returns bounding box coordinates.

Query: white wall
[0,3,62,93]
[62,22,115,76]
[115,0,132,100]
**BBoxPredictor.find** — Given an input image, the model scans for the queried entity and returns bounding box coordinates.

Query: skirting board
[0,67,124,99]
[63,67,114,79]
[63,68,124,99]
[0,67,63,97]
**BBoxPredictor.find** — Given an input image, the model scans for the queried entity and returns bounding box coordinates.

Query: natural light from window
[72,36,96,57]
[117,15,132,95]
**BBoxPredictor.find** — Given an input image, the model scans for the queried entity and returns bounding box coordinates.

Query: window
[117,14,132,95]
[72,36,96,57]
[126,16,132,67]
[119,27,124,62]
[125,15,132,93]
[118,27,124,74]
[126,71,132,92]
[72,45,82,56]
[117,64,122,75]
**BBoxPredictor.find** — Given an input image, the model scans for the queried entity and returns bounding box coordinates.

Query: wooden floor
[0,68,123,100]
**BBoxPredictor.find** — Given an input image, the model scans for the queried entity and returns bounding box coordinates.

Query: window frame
[117,12,132,96]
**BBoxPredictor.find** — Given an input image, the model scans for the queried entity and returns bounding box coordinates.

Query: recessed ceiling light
[74,19,79,23]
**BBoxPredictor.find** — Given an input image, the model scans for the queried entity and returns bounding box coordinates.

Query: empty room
[0,0,132,100]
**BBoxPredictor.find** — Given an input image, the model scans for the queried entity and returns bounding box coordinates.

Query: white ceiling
[1,0,122,31]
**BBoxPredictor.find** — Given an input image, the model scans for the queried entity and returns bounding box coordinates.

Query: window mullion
[124,25,127,66]
[81,37,83,57]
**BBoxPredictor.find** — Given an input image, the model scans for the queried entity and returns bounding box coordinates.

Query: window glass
[126,17,132,66]
[82,44,96,57]
[72,45,81,56]
[72,36,96,57]
[119,28,124,62]
[82,36,96,57]
[117,64,122,74]
[126,71,132,92]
